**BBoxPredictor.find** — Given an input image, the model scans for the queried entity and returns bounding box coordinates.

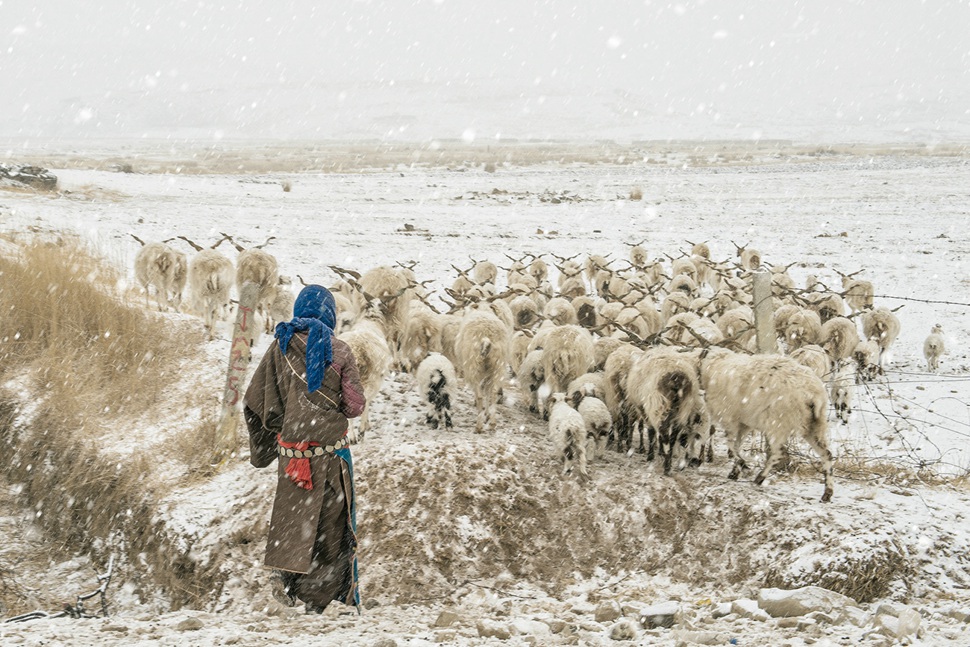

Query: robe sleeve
[336,342,366,419]
[244,342,285,468]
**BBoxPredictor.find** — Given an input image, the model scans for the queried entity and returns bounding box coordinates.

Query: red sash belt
[277,434,320,490]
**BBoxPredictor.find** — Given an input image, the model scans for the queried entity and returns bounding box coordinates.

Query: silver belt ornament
[277,438,349,459]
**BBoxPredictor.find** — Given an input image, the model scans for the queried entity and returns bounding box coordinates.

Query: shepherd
[244,284,366,614]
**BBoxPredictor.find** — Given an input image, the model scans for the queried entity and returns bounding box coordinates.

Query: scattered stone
[810,611,838,625]
[640,601,679,629]
[0,164,58,190]
[477,620,512,640]
[595,601,623,623]
[370,639,398,647]
[776,617,800,628]
[363,598,381,610]
[100,624,129,633]
[711,602,733,619]
[176,616,204,631]
[434,610,460,627]
[510,619,551,636]
[670,629,722,645]
[433,629,456,643]
[545,619,567,634]
[944,608,970,623]
[842,605,870,628]
[610,619,638,641]
[757,586,859,618]
[732,598,770,622]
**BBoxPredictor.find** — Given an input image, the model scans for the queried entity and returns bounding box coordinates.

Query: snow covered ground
[1,142,970,645]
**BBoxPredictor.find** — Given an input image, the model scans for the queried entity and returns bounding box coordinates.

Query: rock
[711,602,733,619]
[100,624,129,633]
[896,607,921,638]
[776,617,800,629]
[670,629,722,645]
[434,610,460,627]
[809,611,837,625]
[640,601,679,629]
[510,619,550,636]
[433,630,456,643]
[944,608,970,623]
[757,586,859,618]
[610,619,638,641]
[477,620,512,640]
[544,619,568,634]
[842,605,870,628]
[371,639,398,647]
[363,598,381,610]
[731,598,770,622]
[0,164,57,190]
[595,601,623,623]
[175,617,204,631]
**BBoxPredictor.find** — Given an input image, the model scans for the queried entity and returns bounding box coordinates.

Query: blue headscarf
[275,285,337,393]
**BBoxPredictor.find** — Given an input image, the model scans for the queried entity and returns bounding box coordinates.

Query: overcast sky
[2,0,968,142]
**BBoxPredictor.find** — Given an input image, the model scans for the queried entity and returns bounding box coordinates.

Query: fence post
[212,281,260,465]
[751,270,778,355]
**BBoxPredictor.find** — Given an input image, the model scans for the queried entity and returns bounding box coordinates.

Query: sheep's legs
[727,425,749,480]
[802,431,835,503]
[754,433,786,486]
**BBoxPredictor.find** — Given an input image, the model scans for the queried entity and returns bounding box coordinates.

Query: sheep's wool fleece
[244,333,365,609]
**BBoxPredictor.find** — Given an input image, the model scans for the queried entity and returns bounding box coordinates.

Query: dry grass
[0,234,201,423]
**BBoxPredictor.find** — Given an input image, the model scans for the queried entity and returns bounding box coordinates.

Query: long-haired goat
[456,310,510,432]
[340,313,392,442]
[187,248,234,339]
[861,307,901,372]
[134,240,187,312]
[699,348,834,502]
[924,324,945,372]
[548,392,591,483]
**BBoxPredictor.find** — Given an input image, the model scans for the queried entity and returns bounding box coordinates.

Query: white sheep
[627,347,709,473]
[340,315,392,442]
[924,324,945,372]
[829,361,855,424]
[819,316,860,364]
[548,392,591,483]
[543,297,578,326]
[784,308,822,351]
[861,306,901,372]
[188,248,235,339]
[789,344,832,380]
[456,309,511,432]
[566,371,607,403]
[575,393,613,460]
[266,276,295,333]
[134,241,187,311]
[592,336,625,371]
[517,348,546,414]
[699,348,835,502]
[235,247,281,334]
[842,276,875,313]
[415,352,457,430]
[603,344,642,452]
[471,259,498,286]
[358,265,413,365]
[540,324,595,400]
[509,294,540,330]
[509,329,533,376]
[853,338,881,382]
[398,303,443,373]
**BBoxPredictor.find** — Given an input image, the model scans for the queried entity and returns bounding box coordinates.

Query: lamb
[187,248,235,339]
[340,315,392,442]
[829,361,855,424]
[924,324,946,372]
[547,392,591,483]
[540,324,595,398]
[627,347,709,474]
[575,393,613,460]
[133,240,187,312]
[235,247,281,334]
[456,310,511,432]
[861,306,901,371]
[853,338,881,382]
[415,352,457,429]
[699,348,835,502]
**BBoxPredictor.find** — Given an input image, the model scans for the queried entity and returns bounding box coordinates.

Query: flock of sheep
[132,235,948,504]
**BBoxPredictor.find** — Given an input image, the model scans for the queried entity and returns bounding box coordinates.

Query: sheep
[699,348,835,502]
[543,297,578,326]
[456,310,511,432]
[517,348,546,414]
[690,241,711,259]
[575,393,613,460]
[715,306,755,348]
[853,338,881,382]
[572,295,602,330]
[559,275,588,299]
[773,303,801,339]
[666,273,698,299]
[808,293,845,324]
[415,352,457,429]
[789,344,832,380]
[266,276,295,332]
[528,256,549,284]
[627,347,710,474]
[235,247,281,334]
[733,242,762,272]
[134,240,187,312]
[603,344,642,452]
[842,276,875,313]
[358,265,413,364]
[509,329,533,376]
[332,291,358,336]
[592,336,625,371]
[340,314,392,442]
[670,257,698,283]
[399,303,443,372]
[566,371,607,403]
[924,324,945,372]
[784,308,822,351]
[187,248,235,339]
[547,392,591,483]
[629,243,648,269]
[509,294,540,330]
[829,361,855,424]
[556,257,584,289]
[819,316,860,364]
[861,306,901,371]
[540,324,595,399]
[615,307,662,343]
[438,314,463,375]
[661,291,692,322]
[471,259,498,286]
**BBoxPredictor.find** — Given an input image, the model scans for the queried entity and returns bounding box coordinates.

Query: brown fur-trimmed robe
[244,333,365,609]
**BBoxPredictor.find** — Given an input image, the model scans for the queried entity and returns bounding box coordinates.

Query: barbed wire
[873,294,970,308]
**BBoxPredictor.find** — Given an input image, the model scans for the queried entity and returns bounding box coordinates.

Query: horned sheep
[235,247,281,334]
[134,240,187,312]
[575,393,613,460]
[861,306,901,370]
[699,348,834,502]
[924,324,945,372]
[187,248,235,339]
[340,315,392,442]
[540,324,595,399]
[455,310,511,432]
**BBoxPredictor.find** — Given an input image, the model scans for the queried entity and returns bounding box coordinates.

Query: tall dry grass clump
[0,235,200,424]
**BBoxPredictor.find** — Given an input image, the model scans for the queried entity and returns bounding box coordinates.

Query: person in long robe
[244,284,366,614]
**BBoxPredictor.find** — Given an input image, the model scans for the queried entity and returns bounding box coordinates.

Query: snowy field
[2,142,970,645]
